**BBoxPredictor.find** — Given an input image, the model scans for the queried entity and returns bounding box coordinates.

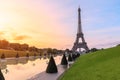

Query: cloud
[92,41,120,49]
[0,31,4,35]
[87,26,120,34]
[14,35,30,41]
[0,31,5,39]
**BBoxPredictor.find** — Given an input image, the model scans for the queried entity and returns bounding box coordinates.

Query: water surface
[0,56,62,80]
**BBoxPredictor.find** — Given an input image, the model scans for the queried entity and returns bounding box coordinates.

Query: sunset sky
[0,0,120,49]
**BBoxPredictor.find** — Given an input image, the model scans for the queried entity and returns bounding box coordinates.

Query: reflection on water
[0,55,62,80]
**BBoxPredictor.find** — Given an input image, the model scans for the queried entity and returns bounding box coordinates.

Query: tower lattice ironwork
[72,8,89,53]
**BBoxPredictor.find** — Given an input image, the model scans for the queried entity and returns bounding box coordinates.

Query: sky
[0,0,120,50]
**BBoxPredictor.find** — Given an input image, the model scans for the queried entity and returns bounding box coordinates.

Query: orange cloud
[0,31,4,35]
[14,35,30,40]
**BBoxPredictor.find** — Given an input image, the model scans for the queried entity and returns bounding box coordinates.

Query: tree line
[0,40,62,55]
[0,39,37,51]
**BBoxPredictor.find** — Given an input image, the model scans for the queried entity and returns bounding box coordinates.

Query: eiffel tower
[72,7,89,53]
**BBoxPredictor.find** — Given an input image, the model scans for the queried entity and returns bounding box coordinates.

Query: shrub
[76,53,80,58]
[0,69,5,80]
[68,54,73,61]
[46,56,58,73]
[90,48,98,52]
[61,54,68,65]
[71,52,80,60]
[72,54,76,60]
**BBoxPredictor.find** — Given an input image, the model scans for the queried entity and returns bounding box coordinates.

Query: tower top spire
[77,7,82,33]
[78,7,81,11]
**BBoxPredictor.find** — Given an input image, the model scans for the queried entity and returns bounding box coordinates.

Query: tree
[90,48,98,52]
[65,49,70,53]
[26,53,29,57]
[38,49,44,55]
[0,40,9,49]
[16,53,19,58]
[9,43,21,51]
[52,48,57,56]
[0,69,5,80]
[20,44,29,51]
[61,54,68,65]
[46,56,58,73]
[39,53,42,56]
[47,48,52,55]
[34,53,36,57]
[117,44,120,46]
[1,53,5,59]
[29,46,38,52]
[57,50,63,55]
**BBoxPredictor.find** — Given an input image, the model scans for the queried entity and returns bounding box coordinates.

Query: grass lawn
[0,49,39,58]
[60,46,120,80]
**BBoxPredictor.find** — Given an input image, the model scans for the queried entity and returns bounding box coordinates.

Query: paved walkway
[28,65,68,80]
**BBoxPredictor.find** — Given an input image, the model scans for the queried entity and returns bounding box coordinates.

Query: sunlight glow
[0,25,4,29]
[0,0,120,49]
